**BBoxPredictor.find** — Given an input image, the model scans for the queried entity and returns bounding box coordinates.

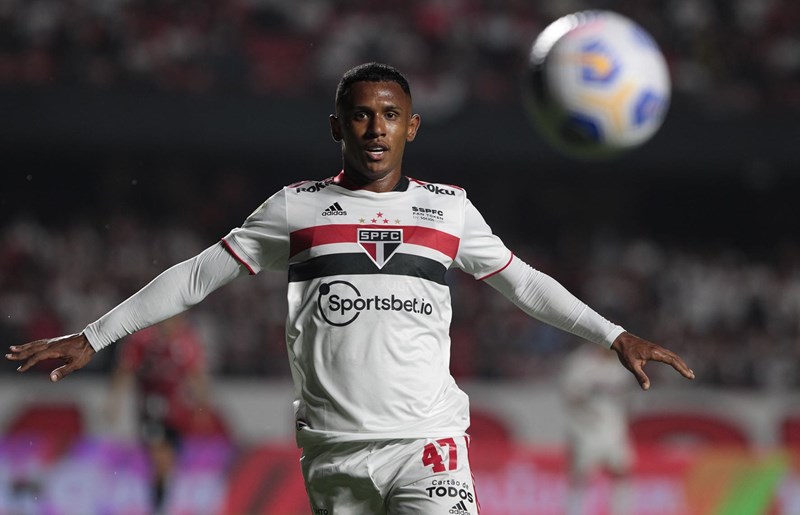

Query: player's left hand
[610,332,694,390]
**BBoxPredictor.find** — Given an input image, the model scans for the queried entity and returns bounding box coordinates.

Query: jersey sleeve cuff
[602,325,627,348]
[82,322,109,352]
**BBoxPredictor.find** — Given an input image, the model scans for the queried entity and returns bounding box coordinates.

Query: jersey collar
[333,171,409,192]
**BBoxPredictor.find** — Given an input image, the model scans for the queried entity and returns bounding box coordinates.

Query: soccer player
[5,62,694,515]
[104,314,212,513]
[560,344,635,515]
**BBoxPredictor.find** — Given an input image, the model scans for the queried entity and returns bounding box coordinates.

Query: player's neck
[336,170,403,193]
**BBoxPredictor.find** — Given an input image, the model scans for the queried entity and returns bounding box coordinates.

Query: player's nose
[366,116,386,137]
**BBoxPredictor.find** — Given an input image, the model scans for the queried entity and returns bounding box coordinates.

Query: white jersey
[221,173,512,446]
[560,346,632,461]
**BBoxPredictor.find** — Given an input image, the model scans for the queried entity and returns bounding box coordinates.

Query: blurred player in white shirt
[7,62,694,514]
[561,344,635,515]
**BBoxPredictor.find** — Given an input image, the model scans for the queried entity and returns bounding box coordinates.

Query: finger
[16,358,43,373]
[651,349,695,380]
[16,347,61,373]
[631,361,651,391]
[670,359,695,379]
[6,341,50,361]
[50,363,74,383]
[668,354,695,379]
[52,350,93,382]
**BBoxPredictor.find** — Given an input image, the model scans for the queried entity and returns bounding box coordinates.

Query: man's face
[330,81,420,190]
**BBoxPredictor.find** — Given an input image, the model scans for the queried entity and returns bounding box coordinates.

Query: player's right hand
[5,333,96,382]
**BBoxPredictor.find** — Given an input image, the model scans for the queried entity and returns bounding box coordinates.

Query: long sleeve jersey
[86,173,624,447]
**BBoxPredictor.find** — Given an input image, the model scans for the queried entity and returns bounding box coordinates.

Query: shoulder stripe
[220,238,257,275]
[477,252,514,281]
[290,225,459,260]
[288,253,447,284]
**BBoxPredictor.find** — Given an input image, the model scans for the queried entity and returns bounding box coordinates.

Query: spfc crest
[357,228,403,268]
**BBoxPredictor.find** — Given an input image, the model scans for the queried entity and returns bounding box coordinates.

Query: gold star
[359,218,365,223]
[394,219,401,224]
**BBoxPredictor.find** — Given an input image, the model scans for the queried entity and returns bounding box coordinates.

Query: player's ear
[406,113,421,142]
[330,114,342,142]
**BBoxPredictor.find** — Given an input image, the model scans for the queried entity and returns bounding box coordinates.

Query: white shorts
[568,429,633,478]
[300,436,480,515]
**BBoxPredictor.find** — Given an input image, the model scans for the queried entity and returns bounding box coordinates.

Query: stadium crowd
[2,189,798,390]
[2,0,798,390]
[0,0,798,115]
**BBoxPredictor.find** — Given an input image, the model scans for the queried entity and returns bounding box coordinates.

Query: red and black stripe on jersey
[287,223,459,285]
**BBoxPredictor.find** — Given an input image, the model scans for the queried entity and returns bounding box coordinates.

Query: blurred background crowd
[3,204,800,390]
[1,0,799,112]
[2,0,799,389]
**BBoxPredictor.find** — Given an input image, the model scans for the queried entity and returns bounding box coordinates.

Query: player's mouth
[364,144,388,160]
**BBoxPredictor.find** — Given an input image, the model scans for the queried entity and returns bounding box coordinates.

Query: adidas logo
[321,202,347,216]
[449,500,469,514]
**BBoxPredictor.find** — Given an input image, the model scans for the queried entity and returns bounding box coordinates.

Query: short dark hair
[335,62,412,110]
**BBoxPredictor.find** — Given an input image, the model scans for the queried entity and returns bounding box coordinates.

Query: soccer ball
[524,10,671,159]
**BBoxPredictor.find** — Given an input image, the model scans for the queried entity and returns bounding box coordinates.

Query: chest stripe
[289,224,459,261]
[288,253,447,285]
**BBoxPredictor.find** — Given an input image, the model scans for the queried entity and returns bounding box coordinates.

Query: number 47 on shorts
[421,437,458,472]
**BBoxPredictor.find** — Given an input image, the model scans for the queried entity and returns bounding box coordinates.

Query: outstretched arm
[484,256,694,389]
[5,242,246,382]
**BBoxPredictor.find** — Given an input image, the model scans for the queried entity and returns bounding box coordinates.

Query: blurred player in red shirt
[106,314,212,513]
